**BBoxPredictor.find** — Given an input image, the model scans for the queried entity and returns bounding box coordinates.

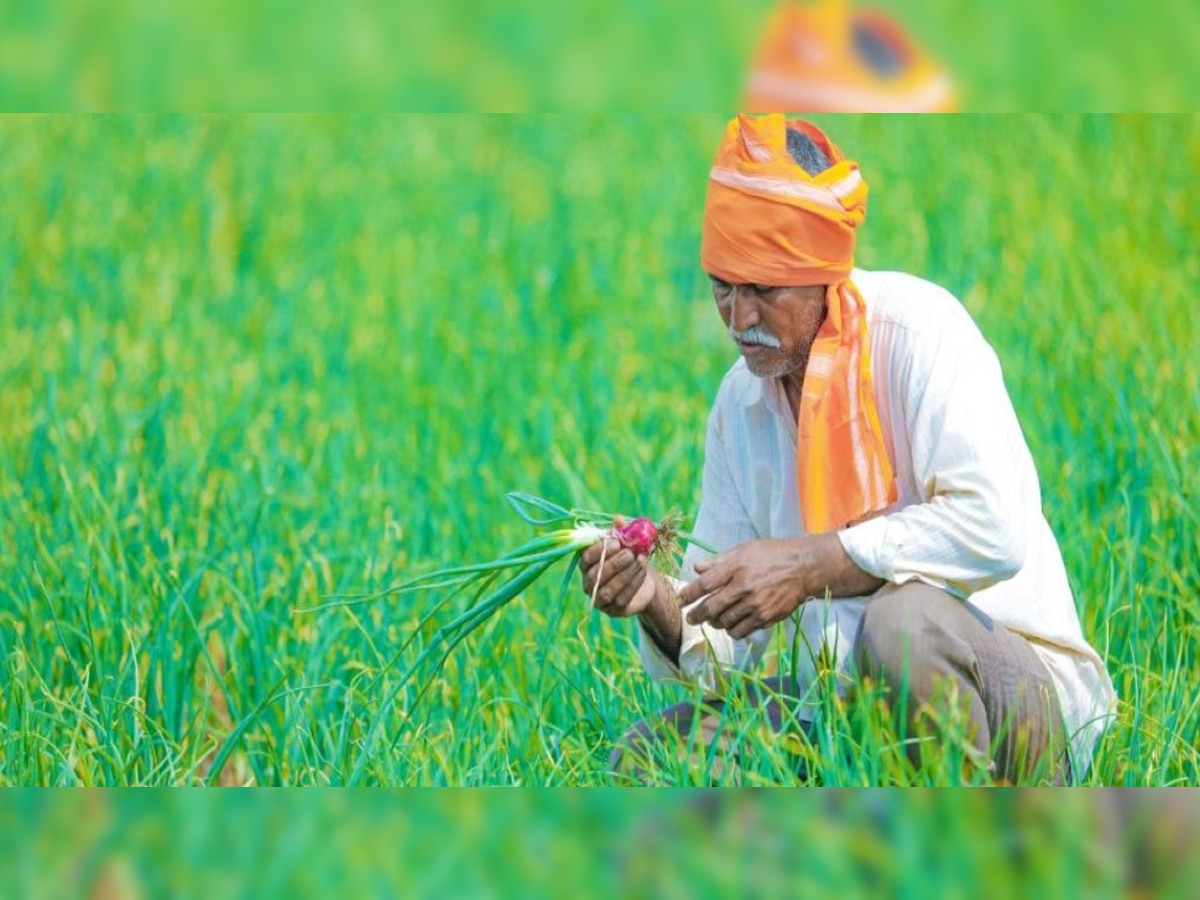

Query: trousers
[609,581,1069,784]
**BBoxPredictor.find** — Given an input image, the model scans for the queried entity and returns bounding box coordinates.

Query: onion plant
[316,494,713,736]
[310,494,715,777]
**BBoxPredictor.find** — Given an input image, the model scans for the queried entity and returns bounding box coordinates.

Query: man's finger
[727,614,765,640]
[677,562,729,607]
[587,549,638,607]
[583,546,633,585]
[713,601,755,634]
[597,557,645,611]
[685,585,742,626]
[580,537,621,568]
[620,566,658,616]
[593,548,637,588]
[580,556,598,593]
[605,560,657,618]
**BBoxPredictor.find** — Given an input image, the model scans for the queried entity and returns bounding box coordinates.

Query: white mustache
[729,325,782,348]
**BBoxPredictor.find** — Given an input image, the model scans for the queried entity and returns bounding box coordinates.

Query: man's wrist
[803,532,886,600]
[637,570,683,664]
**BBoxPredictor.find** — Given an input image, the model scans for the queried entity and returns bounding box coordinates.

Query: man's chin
[742,354,780,378]
[742,349,802,381]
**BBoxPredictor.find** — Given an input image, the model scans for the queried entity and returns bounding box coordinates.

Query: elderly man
[581,114,1116,784]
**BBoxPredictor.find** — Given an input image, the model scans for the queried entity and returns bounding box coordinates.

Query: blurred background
[2,790,1199,897]
[0,0,1197,110]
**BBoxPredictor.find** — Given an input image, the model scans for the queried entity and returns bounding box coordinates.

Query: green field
[0,115,1195,786]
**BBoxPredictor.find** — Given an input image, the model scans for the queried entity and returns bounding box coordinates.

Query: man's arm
[836,292,1033,598]
[678,531,884,640]
[582,377,777,682]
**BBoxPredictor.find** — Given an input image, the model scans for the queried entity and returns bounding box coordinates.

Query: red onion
[614,517,658,555]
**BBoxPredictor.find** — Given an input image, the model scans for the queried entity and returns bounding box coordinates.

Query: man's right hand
[579,536,658,618]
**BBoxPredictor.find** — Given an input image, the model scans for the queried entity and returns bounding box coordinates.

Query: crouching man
[582,115,1116,784]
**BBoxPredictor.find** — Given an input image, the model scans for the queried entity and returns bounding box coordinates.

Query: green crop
[0,114,1195,788]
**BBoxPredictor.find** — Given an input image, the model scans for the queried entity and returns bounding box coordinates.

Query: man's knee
[853,583,967,685]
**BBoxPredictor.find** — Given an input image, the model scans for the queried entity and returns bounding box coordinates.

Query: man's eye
[711,278,732,293]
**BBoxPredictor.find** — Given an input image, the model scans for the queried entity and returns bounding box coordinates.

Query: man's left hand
[676,539,811,640]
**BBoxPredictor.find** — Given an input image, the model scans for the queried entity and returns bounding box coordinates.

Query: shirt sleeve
[838,308,1033,599]
[636,398,774,692]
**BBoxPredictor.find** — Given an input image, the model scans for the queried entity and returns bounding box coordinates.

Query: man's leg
[853,582,1069,784]
[608,677,810,784]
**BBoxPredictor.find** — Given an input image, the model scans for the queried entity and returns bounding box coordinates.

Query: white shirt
[639,268,1117,775]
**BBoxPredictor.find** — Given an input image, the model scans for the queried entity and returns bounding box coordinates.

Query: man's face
[709,276,828,380]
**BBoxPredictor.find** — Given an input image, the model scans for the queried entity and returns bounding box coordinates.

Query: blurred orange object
[746,1,956,112]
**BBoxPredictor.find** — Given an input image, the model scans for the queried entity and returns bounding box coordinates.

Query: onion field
[0,115,1195,787]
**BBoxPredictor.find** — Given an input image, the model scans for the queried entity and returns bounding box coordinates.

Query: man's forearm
[809,531,886,599]
[636,571,683,664]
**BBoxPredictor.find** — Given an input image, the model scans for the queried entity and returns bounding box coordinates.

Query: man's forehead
[707,273,825,291]
[700,274,825,300]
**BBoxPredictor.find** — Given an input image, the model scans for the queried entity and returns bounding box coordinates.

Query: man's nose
[730,287,760,332]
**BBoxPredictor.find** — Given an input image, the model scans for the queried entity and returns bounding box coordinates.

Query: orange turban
[701,114,896,534]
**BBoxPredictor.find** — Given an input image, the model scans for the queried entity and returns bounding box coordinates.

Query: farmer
[581,114,1116,784]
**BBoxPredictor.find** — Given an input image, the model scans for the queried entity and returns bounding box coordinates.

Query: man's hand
[580,521,685,662]
[580,536,657,618]
[676,533,886,640]
[676,539,809,639]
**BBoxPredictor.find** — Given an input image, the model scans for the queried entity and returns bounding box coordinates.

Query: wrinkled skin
[580,531,659,619]
[580,526,682,660]
[712,277,827,388]
[677,539,813,639]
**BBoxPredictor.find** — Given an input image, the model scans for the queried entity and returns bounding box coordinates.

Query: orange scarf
[700,114,895,533]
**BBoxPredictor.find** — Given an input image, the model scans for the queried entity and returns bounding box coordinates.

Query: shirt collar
[729,361,792,421]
